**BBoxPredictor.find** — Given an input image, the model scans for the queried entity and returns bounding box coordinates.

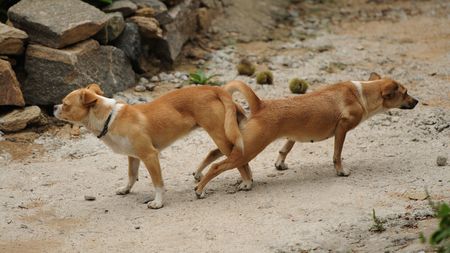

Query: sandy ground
[1,0,449,252]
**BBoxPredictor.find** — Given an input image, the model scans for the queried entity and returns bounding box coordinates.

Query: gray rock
[84,195,96,201]
[112,22,143,72]
[0,59,25,106]
[436,156,447,166]
[145,83,156,91]
[103,0,137,17]
[0,23,28,55]
[151,0,199,64]
[94,12,125,45]
[134,85,146,92]
[138,77,149,85]
[8,0,108,48]
[130,0,172,25]
[23,39,135,105]
[0,106,42,132]
[150,76,160,82]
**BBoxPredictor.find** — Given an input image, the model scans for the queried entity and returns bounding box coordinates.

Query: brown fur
[54,84,252,209]
[194,73,418,197]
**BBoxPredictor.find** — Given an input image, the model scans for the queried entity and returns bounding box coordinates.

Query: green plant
[236,59,255,76]
[256,71,274,85]
[189,70,221,85]
[420,191,450,252]
[289,78,309,94]
[369,209,386,233]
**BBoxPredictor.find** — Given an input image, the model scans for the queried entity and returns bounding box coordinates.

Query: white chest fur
[102,134,135,157]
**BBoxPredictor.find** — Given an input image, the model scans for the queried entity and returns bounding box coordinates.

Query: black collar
[97,110,113,139]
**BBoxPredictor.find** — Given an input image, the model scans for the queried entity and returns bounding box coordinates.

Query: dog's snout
[411,98,418,108]
[53,105,58,112]
[400,97,418,110]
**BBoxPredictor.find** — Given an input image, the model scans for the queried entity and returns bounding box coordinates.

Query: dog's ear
[86,83,104,95]
[81,89,98,107]
[381,81,399,99]
[369,72,382,81]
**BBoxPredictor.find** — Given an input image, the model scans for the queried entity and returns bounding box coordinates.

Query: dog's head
[54,84,106,123]
[369,72,418,110]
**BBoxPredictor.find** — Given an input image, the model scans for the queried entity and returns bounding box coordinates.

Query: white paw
[147,200,163,209]
[195,189,206,199]
[337,169,350,177]
[275,161,289,171]
[238,180,253,191]
[116,187,130,195]
[193,172,203,182]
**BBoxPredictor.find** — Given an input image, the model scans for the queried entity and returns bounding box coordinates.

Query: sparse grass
[370,209,386,233]
[320,62,347,73]
[188,70,221,85]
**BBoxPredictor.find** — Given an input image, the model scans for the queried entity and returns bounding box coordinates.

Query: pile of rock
[0,0,214,132]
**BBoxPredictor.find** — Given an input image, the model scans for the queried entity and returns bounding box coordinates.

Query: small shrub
[369,209,386,233]
[236,59,255,76]
[256,71,274,85]
[289,78,309,94]
[420,191,450,252]
[189,70,221,85]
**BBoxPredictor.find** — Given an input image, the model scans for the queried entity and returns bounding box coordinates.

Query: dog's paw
[147,200,163,209]
[194,186,206,199]
[238,180,253,191]
[337,169,350,177]
[275,161,289,171]
[116,187,130,195]
[192,172,203,182]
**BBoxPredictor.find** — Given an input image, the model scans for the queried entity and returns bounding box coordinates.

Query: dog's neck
[352,80,386,120]
[82,97,121,136]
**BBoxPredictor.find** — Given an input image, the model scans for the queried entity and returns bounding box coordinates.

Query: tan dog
[54,84,252,208]
[194,73,418,197]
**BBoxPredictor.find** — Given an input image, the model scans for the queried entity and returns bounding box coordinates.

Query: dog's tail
[217,91,244,153]
[223,80,262,115]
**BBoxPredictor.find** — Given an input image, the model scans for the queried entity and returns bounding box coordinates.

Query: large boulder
[0,59,25,107]
[113,22,143,72]
[23,39,135,105]
[0,23,28,55]
[94,12,126,45]
[0,106,43,132]
[103,0,138,17]
[130,0,172,25]
[152,0,199,64]
[8,0,108,49]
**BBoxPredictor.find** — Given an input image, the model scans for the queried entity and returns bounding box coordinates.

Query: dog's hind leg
[275,140,296,170]
[237,164,253,191]
[193,149,223,182]
[116,156,140,195]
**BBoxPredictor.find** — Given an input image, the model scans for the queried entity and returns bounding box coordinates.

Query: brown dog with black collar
[54,84,252,209]
[194,73,418,197]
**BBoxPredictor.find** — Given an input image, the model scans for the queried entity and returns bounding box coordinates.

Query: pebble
[134,225,141,229]
[134,85,146,92]
[138,77,149,86]
[20,224,28,229]
[150,76,160,82]
[84,195,96,201]
[145,83,156,91]
[175,83,184,89]
[436,156,447,166]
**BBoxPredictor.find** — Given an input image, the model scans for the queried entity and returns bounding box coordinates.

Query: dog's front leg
[333,123,351,177]
[116,156,140,195]
[275,140,296,170]
[140,150,165,209]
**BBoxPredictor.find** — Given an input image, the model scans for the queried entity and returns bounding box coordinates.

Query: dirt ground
[1,0,449,252]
